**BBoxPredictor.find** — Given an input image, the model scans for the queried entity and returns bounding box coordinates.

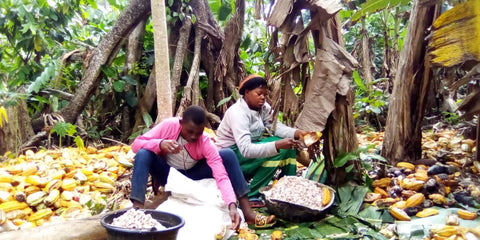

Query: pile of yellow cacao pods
[428,225,480,240]
[0,145,134,231]
[361,129,479,223]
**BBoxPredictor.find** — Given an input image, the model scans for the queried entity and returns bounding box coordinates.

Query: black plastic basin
[101,209,185,240]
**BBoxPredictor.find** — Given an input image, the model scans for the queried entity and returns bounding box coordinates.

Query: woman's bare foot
[245,214,275,226]
[238,196,275,225]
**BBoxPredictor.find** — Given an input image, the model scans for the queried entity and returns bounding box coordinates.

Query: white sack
[156,168,243,240]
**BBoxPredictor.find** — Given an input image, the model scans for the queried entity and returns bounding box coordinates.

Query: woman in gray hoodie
[215,74,309,200]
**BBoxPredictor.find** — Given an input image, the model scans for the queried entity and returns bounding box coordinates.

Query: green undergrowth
[229,184,391,240]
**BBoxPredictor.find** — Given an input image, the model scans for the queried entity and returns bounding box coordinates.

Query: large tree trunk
[152,0,173,123]
[360,18,374,85]
[381,1,440,164]
[131,68,157,138]
[190,0,246,116]
[170,17,193,110]
[121,20,146,142]
[190,0,223,114]
[176,29,204,116]
[58,0,151,124]
[0,101,35,155]
[213,0,246,95]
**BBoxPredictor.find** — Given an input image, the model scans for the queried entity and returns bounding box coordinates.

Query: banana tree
[381,0,442,164]
[429,0,480,160]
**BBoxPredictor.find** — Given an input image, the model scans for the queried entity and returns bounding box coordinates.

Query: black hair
[239,77,267,95]
[182,106,206,125]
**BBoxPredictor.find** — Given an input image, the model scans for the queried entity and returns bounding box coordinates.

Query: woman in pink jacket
[130,106,275,229]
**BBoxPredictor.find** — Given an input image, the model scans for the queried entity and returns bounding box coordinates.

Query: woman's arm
[202,137,237,205]
[228,112,278,158]
[131,119,170,154]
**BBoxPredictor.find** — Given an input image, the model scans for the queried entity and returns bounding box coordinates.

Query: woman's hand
[275,138,300,150]
[160,140,182,154]
[228,203,241,230]
[294,129,309,140]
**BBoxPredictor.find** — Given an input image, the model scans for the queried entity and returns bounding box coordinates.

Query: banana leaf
[396,207,480,240]
[334,184,369,216]
[429,0,480,67]
[304,155,327,183]
[350,0,410,22]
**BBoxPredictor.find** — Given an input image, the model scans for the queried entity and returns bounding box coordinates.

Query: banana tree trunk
[361,18,373,85]
[382,1,441,164]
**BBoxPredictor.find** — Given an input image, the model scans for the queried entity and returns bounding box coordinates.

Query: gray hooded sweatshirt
[215,98,296,159]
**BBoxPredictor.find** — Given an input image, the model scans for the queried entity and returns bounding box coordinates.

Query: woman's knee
[218,148,237,165]
[134,149,157,165]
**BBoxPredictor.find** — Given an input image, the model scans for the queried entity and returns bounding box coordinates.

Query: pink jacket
[131,117,236,206]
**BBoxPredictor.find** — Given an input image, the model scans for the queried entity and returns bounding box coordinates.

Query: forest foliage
[0,0,477,149]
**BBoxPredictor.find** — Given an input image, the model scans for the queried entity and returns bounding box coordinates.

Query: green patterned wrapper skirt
[230,136,297,198]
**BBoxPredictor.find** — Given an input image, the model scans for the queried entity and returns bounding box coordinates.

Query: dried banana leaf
[429,0,480,67]
[457,89,480,120]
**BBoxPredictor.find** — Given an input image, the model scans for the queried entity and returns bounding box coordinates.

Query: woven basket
[259,180,335,222]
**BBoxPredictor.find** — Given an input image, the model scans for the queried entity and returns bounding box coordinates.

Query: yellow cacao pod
[43,179,61,193]
[271,230,283,240]
[117,158,133,168]
[93,181,115,191]
[26,191,46,207]
[428,194,447,205]
[25,186,41,196]
[322,187,331,206]
[44,189,60,206]
[61,178,77,191]
[28,208,53,222]
[373,198,398,208]
[431,226,458,237]
[0,183,12,191]
[413,172,428,182]
[98,174,116,186]
[0,201,29,212]
[50,169,66,180]
[25,176,42,186]
[21,165,38,176]
[396,162,415,170]
[86,173,99,182]
[372,178,392,188]
[80,168,93,176]
[0,190,11,203]
[405,193,425,208]
[416,208,439,218]
[64,169,77,179]
[373,187,389,198]
[392,201,407,209]
[6,165,22,175]
[0,174,13,183]
[388,207,411,221]
[400,178,424,191]
[457,209,478,220]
